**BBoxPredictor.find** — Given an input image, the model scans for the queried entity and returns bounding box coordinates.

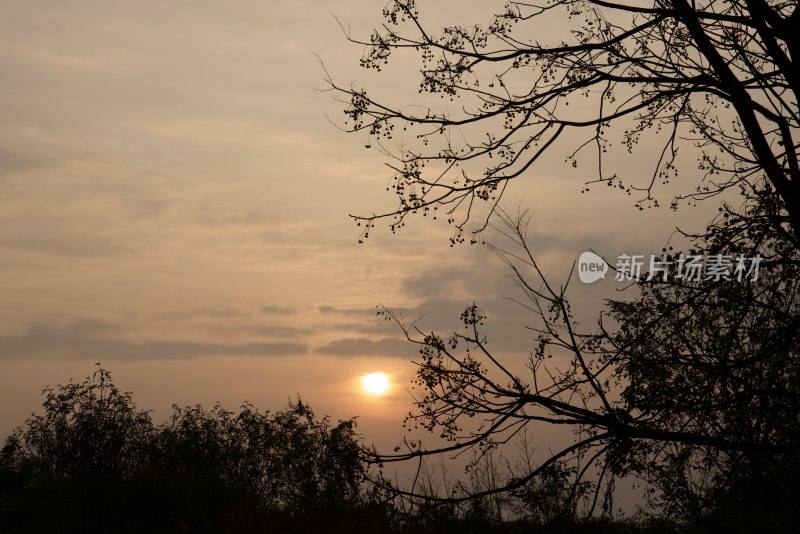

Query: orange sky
[0,1,718,467]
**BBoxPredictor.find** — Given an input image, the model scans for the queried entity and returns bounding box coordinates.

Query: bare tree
[326,0,799,244]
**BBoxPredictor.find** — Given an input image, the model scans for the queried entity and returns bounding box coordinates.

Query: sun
[361,372,390,395]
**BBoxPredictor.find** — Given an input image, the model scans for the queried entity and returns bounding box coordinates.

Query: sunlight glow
[361,372,389,395]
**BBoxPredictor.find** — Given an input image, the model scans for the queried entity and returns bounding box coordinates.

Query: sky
[0,0,717,467]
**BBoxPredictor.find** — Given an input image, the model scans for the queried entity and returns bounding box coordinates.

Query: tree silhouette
[155,398,369,515]
[326,0,799,245]
[327,0,800,524]
[0,367,392,533]
[1,366,153,482]
[369,203,799,525]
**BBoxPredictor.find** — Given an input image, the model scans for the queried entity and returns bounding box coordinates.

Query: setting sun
[361,372,389,395]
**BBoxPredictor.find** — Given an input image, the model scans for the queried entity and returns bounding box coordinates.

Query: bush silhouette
[0,367,392,533]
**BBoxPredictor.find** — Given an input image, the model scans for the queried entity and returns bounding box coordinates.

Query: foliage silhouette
[0,367,393,533]
[368,200,799,528]
[327,0,800,528]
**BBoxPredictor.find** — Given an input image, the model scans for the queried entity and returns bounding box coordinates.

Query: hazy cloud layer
[0,321,307,361]
[0,0,717,447]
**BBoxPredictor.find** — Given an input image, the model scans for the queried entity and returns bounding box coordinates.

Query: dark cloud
[195,211,280,228]
[60,319,122,335]
[0,144,53,174]
[315,337,415,358]
[0,321,307,361]
[330,320,399,336]
[364,295,546,357]
[198,307,246,318]
[318,305,378,316]
[248,324,312,338]
[260,305,297,315]
[165,308,245,320]
[401,266,477,300]
[383,230,646,356]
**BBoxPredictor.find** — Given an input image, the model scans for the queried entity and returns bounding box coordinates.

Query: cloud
[329,320,399,336]
[0,235,134,259]
[315,337,415,358]
[400,266,477,300]
[0,321,308,361]
[23,47,115,71]
[0,144,53,173]
[260,304,297,315]
[248,325,311,338]
[58,319,121,335]
[175,307,248,319]
[318,305,378,316]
